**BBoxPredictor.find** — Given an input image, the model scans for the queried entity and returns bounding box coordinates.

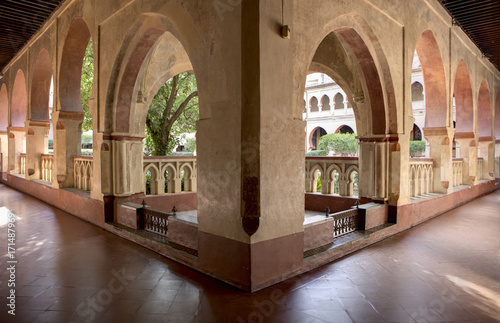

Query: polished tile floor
[0,183,499,323]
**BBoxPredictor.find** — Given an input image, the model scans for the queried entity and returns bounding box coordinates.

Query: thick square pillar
[478,137,494,180]
[25,121,50,180]
[423,127,454,194]
[197,0,304,292]
[7,127,25,174]
[0,132,7,175]
[52,111,84,188]
[455,132,478,185]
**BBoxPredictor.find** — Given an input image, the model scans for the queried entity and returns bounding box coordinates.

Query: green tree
[319,133,358,156]
[184,137,197,153]
[410,140,426,157]
[81,39,94,132]
[145,72,199,156]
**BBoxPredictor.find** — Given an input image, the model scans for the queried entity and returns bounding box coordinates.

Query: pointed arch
[11,69,27,127]
[309,96,319,112]
[453,60,473,133]
[31,48,52,121]
[415,30,447,128]
[477,79,492,138]
[306,14,397,136]
[107,13,199,136]
[59,18,92,112]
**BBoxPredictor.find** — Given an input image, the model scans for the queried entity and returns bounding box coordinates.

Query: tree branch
[163,91,198,136]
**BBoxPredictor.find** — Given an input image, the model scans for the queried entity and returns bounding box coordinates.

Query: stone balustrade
[452,158,463,187]
[143,156,197,195]
[305,157,359,196]
[41,154,54,182]
[409,158,434,197]
[74,156,93,191]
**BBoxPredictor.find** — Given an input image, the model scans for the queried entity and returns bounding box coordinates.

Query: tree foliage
[319,133,359,156]
[145,72,199,156]
[81,39,94,132]
[410,140,426,157]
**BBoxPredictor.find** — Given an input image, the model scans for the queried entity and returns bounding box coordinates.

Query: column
[455,132,478,185]
[25,121,50,180]
[0,131,7,176]
[478,136,494,180]
[423,127,454,194]
[51,111,84,188]
[7,127,25,174]
[196,0,304,292]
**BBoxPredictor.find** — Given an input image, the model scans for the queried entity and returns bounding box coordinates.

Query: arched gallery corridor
[0,183,498,323]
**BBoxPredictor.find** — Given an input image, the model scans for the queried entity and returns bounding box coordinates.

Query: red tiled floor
[0,183,499,322]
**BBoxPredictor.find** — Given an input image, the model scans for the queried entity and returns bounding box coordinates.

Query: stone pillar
[51,111,84,188]
[25,121,50,180]
[478,137,494,180]
[7,127,25,174]
[455,132,478,185]
[423,127,453,194]
[496,140,500,178]
[358,140,375,199]
[0,132,7,175]
[196,0,304,292]
[358,136,398,201]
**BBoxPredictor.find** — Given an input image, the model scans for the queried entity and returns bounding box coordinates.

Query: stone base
[2,174,105,227]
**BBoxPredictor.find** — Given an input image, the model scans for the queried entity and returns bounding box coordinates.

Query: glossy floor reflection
[0,183,499,323]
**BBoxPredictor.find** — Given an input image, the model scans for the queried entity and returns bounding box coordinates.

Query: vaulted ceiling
[0,0,499,72]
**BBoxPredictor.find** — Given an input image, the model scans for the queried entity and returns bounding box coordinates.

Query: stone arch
[309,96,319,112]
[411,82,424,101]
[477,79,492,138]
[411,124,422,141]
[0,84,7,131]
[336,125,354,134]
[162,163,176,193]
[309,126,327,150]
[346,165,359,196]
[59,18,92,112]
[31,48,52,121]
[334,93,344,110]
[180,162,194,192]
[306,14,397,136]
[11,69,27,127]
[309,164,324,193]
[107,13,200,136]
[144,163,160,195]
[321,95,330,111]
[453,60,473,133]
[415,30,447,128]
[326,164,342,195]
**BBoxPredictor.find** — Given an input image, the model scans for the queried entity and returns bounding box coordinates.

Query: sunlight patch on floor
[0,206,20,227]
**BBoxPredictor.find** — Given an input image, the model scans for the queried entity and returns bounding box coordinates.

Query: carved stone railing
[74,156,93,191]
[305,157,359,196]
[409,158,434,197]
[329,208,358,236]
[452,158,463,187]
[20,153,26,175]
[143,156,197,195]
[41,154,54,182]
